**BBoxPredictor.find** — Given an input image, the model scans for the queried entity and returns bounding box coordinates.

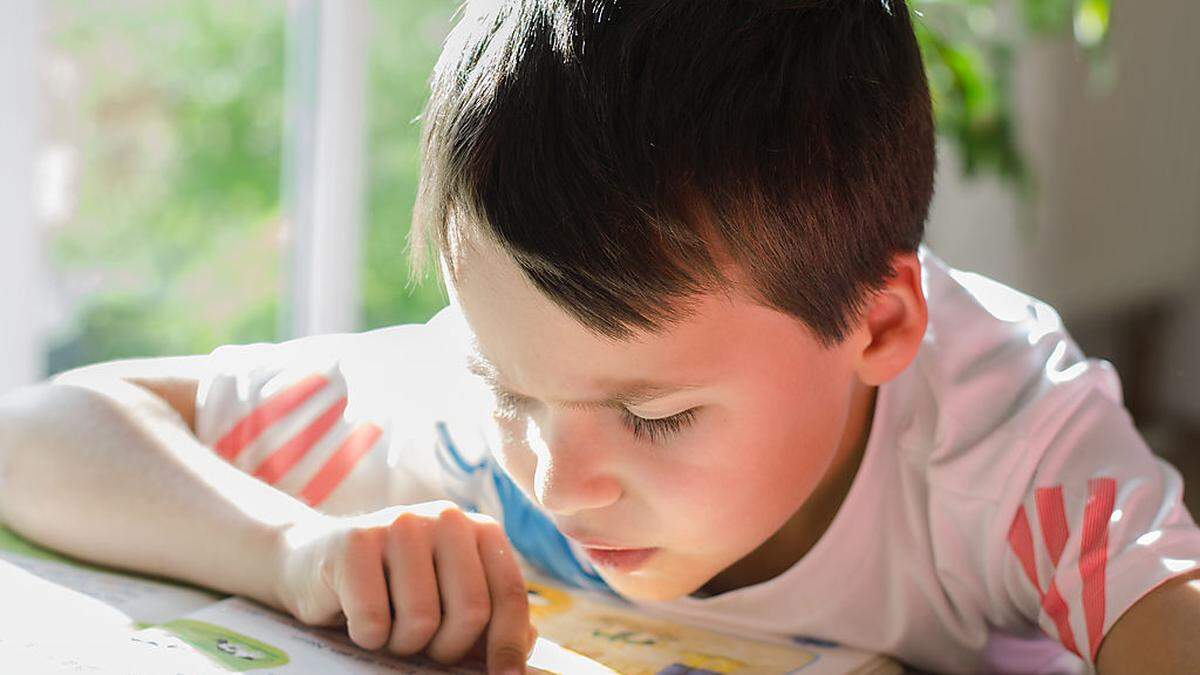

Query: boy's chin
[596,566,712,603]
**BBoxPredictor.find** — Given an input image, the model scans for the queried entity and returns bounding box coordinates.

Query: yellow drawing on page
[526,578,817,674]
[527,581,574,619]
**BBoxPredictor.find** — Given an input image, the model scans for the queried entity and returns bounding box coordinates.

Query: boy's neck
[696,381,878,597]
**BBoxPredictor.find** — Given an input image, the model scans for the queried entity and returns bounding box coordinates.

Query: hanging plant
[912,0,1112,189]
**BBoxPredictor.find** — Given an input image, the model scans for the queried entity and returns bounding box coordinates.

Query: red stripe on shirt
[1035,485,1070,566]
[1007,505,1041,592]
[1035,485,1080,656]
[213,373,328,463]
[1080,477,1116,662]
[252,396,348,485]
[298,423,383,507]
[1009,500,1081,656]
[1041,581,1081,657]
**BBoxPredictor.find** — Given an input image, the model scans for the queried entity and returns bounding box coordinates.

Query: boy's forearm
[0,379,318,609]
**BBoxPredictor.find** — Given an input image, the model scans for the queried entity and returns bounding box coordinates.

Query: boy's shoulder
[859,249,1199,669]
[191,307,491,512]
[904,247,1123,482]
[198,307,477,408]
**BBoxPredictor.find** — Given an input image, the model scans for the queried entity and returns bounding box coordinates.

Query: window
[40,0,288,374]
[32,0,454,382]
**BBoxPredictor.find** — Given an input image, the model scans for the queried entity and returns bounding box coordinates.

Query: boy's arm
[0,311,479,602]
[0,358,539,671]
[51,353,205,429]
[0,362,317,610]
[1095,569,1200,674]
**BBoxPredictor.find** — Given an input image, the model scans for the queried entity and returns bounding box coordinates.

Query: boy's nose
[527,415,622,516]
[533,457,623,516]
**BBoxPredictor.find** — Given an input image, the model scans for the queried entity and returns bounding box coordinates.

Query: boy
[2,1,1198,673]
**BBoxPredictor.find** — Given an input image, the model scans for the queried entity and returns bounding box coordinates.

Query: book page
[128,577,891,674]
[132,595,609,674]
[0,554,231,673]
[1,523,895,674]
[0,524,225,626]
[519,573,893,675]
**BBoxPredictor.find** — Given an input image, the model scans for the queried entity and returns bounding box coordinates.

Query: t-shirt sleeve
[190,309,611,592]
[192,309,485,516]
[993,371,1200,668]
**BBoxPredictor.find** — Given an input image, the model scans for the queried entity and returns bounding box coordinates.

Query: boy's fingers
[384,514,441,655]
[464,632,490,664]
[477,522,531,674]
[426,509,492,664]
[337,530,391,651]
[527,624,538,657]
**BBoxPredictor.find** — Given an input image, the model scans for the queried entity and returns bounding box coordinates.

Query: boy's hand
[273,501,535,674]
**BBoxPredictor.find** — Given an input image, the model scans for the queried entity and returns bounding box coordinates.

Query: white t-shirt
[193,247,1200,674]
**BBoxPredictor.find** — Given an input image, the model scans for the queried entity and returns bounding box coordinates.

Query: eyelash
[491,390,697,444]
[621,408,698,444]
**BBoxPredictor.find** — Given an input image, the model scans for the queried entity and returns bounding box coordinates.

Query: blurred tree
[913,0,1112,186]
[45,0,286,373]
[361,0,457,330]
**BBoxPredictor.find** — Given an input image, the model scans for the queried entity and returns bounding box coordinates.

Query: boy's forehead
[451,240,713,378]
[449,237,828,398]
[450,236,703,346]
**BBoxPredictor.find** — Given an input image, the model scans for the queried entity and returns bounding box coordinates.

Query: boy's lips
[561,529,659,571]
[579,546,659,572]
[559,529,643,550]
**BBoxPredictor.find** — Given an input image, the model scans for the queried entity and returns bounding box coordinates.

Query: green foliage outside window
[913,0,1112,186]
[45,0,288,373]
[361,1,457,330]
[45,0,1110,373]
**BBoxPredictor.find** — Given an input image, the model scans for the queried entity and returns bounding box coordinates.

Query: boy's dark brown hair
[412,0,935,346]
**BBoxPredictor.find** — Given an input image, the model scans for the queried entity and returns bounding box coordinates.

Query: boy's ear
[850,252,927,386]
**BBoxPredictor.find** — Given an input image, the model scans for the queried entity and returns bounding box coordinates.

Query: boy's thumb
[527,623,539,657]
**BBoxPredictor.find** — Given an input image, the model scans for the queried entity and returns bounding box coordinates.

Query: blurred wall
[926,0,1200,427]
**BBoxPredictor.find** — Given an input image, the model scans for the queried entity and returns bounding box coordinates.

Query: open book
[0,524,898,674]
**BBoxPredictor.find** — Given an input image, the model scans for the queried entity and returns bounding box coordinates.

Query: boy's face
[450,239,875,601]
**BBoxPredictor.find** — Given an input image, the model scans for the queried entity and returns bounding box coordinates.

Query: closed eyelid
[621,407,698,443]
[627,407,696,422]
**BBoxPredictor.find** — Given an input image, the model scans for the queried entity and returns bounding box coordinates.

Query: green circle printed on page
[161,619,290,671]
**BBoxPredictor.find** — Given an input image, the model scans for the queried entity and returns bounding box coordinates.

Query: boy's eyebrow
[465,354,697,408]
